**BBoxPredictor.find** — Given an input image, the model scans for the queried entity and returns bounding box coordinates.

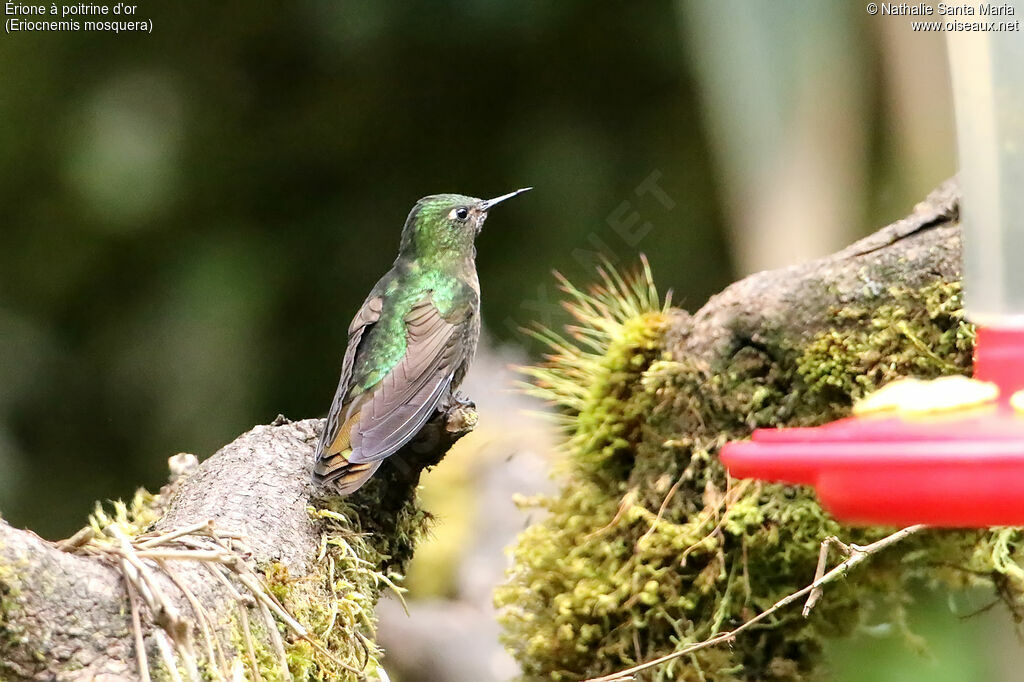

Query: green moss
[0,546,33,677]
[33,461,431,680]
[212,488,428,682]
[226,608,284,681]
[498,272,1023,681]
[257,493,431,681]
[795,281,972,414]
[86,487,166,544]
[0,554,22,647]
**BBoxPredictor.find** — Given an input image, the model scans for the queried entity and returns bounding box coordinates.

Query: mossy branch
[496,178,1024,681]
[0,403,476,681]
[585,525,927,682]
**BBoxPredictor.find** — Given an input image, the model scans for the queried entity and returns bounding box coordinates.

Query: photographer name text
[879,2,1014,15]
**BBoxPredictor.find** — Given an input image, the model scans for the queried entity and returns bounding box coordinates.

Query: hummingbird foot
[441,390,476,412]
[356,394,478,505]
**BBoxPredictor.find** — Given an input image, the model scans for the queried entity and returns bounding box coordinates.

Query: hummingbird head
[398,188,531,263]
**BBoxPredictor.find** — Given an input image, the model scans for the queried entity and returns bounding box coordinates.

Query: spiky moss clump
[518,262,668,490]
[497,271,1024,681]
[88,488,165,539]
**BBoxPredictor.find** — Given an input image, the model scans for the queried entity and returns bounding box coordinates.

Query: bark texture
[675,177,960,361]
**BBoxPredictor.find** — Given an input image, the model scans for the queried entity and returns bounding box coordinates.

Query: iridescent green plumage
[313,189,530,494]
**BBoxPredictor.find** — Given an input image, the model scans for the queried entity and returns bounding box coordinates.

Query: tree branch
[0,403,476,681]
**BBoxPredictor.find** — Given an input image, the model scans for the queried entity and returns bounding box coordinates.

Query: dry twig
[61,519,327,681]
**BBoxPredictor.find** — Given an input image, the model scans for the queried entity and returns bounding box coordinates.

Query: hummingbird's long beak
[478,187,532,212]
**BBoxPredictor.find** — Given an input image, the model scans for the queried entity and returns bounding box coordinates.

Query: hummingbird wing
[313,294,472,492]
[313,294,384,487]
[347,296,468,463]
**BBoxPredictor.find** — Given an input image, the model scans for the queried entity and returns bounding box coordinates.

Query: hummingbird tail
[315,458,382,496]
[332,460,382,495]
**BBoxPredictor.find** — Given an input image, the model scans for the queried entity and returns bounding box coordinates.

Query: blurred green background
[2,2,992,680]
[0,2,738,535]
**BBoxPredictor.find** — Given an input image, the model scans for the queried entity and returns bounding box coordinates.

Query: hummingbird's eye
[454,207,469,221]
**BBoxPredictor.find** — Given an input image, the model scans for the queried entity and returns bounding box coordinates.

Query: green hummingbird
[313,188,532,494]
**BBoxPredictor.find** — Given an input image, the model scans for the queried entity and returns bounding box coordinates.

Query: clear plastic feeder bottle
[948,16,1024,326]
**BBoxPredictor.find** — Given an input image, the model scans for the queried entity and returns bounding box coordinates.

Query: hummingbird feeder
[720,27,1024,527]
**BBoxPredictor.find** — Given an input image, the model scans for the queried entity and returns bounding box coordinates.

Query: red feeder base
[719,326,1024,527]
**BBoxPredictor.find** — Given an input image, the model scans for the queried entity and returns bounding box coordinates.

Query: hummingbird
[313,188,532,494]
